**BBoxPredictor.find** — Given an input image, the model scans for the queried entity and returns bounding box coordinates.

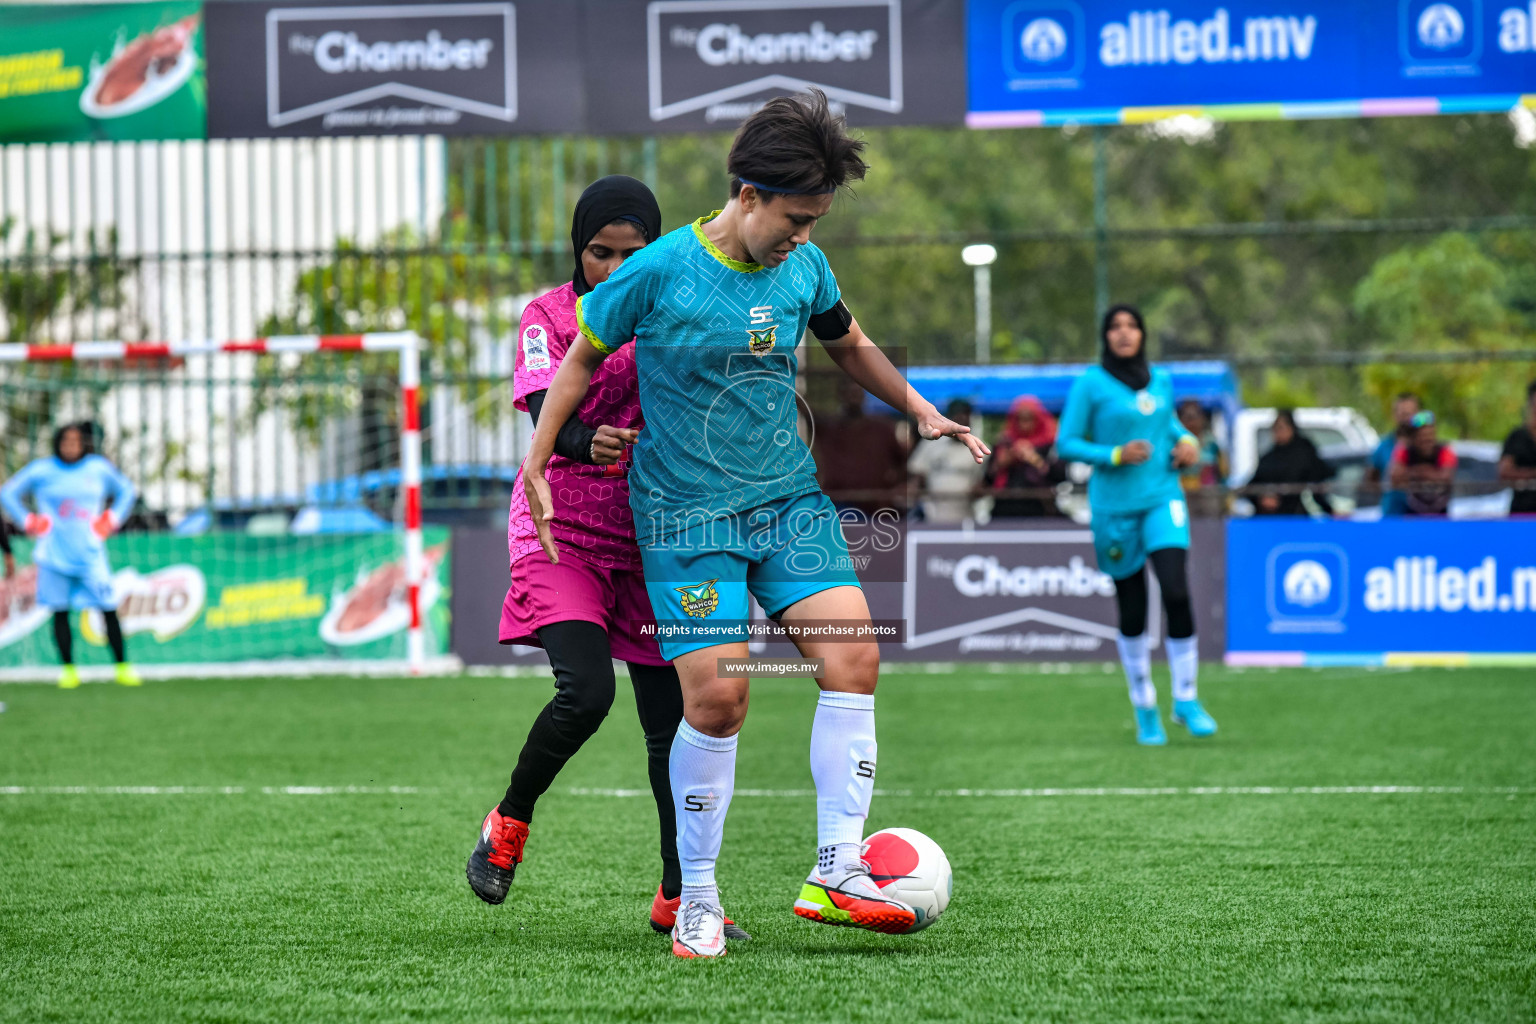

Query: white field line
[1,784,1527,798]
[568,785,1531,798]
[0,785,427,795]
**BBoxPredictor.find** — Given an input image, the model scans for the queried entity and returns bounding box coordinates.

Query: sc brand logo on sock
[684,793,720,812]
[856,759,876,779]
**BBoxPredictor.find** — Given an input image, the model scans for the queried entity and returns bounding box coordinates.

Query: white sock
[1116,633,1156,709]
[1167,635,1198,703]
[671,720,736,908]
[810,690,877,874]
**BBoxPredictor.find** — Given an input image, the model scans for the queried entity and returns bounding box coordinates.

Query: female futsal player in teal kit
[1058,305,1218,745]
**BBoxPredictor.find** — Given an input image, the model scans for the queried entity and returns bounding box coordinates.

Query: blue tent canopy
[865,360,1242,425]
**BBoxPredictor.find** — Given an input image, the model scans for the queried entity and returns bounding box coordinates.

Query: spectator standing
[1176,399,1227,516]
[1390,411,1457,515]
[816,378,909,516]
[1249,409,1334,516]
[907,399,985,523]
[1498,380,1536,515]
[986,396,1067,518]
[1366,392,1420,516]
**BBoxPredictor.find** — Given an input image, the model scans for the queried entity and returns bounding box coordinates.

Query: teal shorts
[640,490,861,660]
[1090,498,1190,580]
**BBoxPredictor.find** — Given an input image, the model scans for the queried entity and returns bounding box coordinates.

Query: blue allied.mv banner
[967,0,1536,126]
[1225,518,1536,666]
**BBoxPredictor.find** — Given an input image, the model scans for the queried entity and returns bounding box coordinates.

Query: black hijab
[1100,303,1151,392]
[51,422,94,463]
[570,175,663,296]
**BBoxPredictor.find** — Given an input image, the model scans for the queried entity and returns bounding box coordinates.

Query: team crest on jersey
[1136,391,1157,415]
[675,579,720,618]
[747,304,776,355]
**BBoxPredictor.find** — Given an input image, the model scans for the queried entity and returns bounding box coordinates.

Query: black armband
[807,299,853,341]
[525,390,599,465]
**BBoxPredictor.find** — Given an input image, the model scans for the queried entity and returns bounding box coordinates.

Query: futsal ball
[863,827,952,932]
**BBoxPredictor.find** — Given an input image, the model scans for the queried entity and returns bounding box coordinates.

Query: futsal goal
[0,333,444,678]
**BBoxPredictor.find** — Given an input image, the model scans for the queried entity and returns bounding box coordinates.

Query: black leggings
[52,610,126,665]
[499,619,683,896]
[1112,548,1195,640]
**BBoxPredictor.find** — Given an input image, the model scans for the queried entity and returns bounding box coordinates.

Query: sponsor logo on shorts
[675,578,721,618]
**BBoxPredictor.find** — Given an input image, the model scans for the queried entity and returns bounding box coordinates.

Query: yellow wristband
[1110,446,1123,466]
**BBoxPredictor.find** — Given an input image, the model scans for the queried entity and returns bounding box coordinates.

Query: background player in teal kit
[1,422,140,689]
[522,91,987,957]
[1058,305,1218,745]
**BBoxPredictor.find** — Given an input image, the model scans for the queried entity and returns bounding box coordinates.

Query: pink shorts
[499,550,667,666]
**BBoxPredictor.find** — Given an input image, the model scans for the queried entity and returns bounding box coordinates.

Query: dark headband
[737,176,837,196]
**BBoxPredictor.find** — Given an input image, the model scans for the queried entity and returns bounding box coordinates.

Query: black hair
[1273,408,1298,434]
[1394,391,1422,406]
[727,89,868,201]
[946,398,973,418]
[1526,380,1536,401]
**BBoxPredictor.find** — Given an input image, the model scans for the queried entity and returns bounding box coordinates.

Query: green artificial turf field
[1,665,1533,1023]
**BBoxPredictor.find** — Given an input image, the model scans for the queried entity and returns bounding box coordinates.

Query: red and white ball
[863,827,952,932]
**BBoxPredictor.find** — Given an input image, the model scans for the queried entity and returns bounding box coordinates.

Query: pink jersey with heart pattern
[507,281,643,571]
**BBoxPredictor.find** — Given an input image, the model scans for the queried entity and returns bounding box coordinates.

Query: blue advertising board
[1226,518,1536,666]
[968,0,1536,126]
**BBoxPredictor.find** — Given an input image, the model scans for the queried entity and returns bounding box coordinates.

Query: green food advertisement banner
[0,529,449,665]
[0,1,206,143]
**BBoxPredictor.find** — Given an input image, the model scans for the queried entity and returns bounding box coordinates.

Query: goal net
[0,334,441,678]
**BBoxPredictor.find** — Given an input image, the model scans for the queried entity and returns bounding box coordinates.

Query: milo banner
[0,529,449,666]
[0,2,207,143]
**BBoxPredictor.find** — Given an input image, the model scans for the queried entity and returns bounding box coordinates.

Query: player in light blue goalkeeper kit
[1,423,140,689]
[1058,305,1218,745]
[522,92,987,957]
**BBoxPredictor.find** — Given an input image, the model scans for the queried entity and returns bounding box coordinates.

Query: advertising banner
[204,0,964,137]
[967,0,1536,127]
[582,0,966,132]
[1226,518,1536,666]
[0,1,207,143]
[451,521,1225,666]
[0,529,450,666]
[205,0,584,136]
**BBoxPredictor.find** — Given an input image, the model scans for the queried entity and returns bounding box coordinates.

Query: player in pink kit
[466,176,748,940]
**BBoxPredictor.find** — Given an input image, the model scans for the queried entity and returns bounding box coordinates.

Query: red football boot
[649,884,752,939]
[465,807,528,905]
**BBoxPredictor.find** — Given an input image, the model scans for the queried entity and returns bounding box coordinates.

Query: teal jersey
[1057,366,1195,514]
[576,212,842,547]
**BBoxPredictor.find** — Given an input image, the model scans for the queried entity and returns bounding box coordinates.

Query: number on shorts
[1169,499,1187,528]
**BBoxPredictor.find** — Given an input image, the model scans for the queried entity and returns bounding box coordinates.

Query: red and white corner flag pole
[399,334,426,674]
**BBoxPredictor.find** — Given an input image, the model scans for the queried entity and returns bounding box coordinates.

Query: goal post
[0,332,438,677]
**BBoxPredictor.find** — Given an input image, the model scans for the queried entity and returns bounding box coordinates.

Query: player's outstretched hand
[917,409,991,464]
[591,425,639,466]
[1172,437,1200,469]
[523,469,559,564]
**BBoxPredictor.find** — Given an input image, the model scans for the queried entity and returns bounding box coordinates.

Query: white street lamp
[961,244,997,364]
